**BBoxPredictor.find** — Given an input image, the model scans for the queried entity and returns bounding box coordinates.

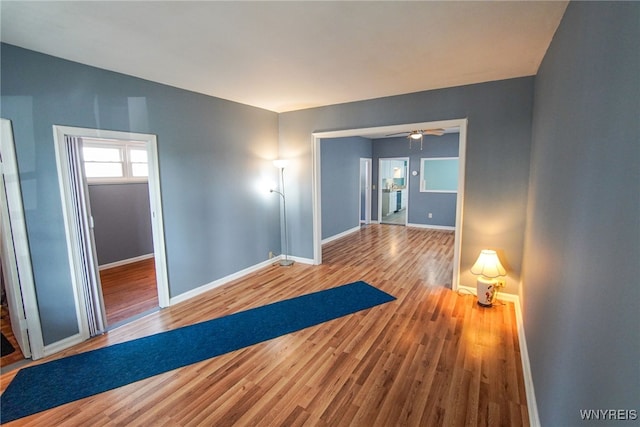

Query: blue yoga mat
[0,281,395,423]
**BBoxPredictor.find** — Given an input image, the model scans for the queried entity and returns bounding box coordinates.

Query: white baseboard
[43,332,86,357]
[513,296,540,427]
[321,226,361,245]
[287,255,315,265]
[407,223,455,231]
[170,254,317,306]
[99,253,154,271]
[456,284,539,426]
[170,257,276,306]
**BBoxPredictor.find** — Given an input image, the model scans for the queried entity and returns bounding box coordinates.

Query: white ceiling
[0,1,568,113]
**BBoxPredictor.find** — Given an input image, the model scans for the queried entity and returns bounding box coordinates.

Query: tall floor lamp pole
[272,160,293,266]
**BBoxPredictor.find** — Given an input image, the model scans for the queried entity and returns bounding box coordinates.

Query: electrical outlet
[428,212,433,218]
[269,251,274,259]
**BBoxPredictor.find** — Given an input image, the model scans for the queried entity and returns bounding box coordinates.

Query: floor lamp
[271,159,294,266]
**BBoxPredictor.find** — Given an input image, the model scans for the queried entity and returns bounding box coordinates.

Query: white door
[0,170,30,356]
[0,119,44,359]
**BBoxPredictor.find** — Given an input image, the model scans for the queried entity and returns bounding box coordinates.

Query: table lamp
[470,249,506,307]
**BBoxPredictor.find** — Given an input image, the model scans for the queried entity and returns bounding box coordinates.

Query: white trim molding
[98,253,155,271]
[321,226,361,245]
[287,255,315,265]
[513,298,540,427]
[407,223,455,231]
[43,332,86,358]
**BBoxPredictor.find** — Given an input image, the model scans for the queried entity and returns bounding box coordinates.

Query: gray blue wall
[320,136,371,239]
[1,44,281,345]
[524,2,639,425]
[88,183,153,266]
[279,77,533,294]
[372,133,459,227]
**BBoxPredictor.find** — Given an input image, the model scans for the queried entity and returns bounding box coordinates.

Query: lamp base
[476,277,497,307]
[279,259,294,267]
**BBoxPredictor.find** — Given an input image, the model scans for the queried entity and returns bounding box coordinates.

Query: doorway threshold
[106,307,161,332]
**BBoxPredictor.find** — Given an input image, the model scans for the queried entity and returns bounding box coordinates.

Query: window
[420,157,459,192]
[82,138,148,183]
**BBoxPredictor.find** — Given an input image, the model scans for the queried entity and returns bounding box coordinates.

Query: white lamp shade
[470,249,506,278]
[273,159,288,169]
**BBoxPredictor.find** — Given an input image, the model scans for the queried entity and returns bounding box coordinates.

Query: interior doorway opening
[312,118,467,290]
[81,136,159,327]
[379,157,409,226]
[53,126,169,350]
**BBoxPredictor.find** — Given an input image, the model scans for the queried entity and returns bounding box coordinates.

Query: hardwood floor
[0,258,158,371]
[100,258,159,326]
[0,225,529,426]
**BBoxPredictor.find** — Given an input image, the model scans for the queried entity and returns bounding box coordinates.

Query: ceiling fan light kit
[386,128,446,150]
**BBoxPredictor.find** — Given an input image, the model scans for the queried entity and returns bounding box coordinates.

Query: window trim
[419,156,459,193]
[82,138,149,184]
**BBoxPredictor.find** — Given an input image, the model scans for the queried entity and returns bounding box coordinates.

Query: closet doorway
[53,126,169,344]
[82,136,159,326]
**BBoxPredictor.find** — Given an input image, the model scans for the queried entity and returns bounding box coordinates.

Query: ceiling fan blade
[386,132,411,137]
[422,128,445,136]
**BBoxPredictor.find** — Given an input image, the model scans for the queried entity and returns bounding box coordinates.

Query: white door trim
[52,125,170,350]
[0,118,44,359]
[359,158,372,225]
[312,118,467,289]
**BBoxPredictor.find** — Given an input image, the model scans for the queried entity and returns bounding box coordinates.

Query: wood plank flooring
[0,258,158,370]
[100,258,159,326]
[0,225,529,426]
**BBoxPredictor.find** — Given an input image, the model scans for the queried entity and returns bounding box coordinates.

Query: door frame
[312,118,467,290]
[0,118,44,359]
[359,158,372,225]
[52,125,170,348]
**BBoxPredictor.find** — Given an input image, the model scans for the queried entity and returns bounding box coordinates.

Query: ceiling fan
[386,128,446,150]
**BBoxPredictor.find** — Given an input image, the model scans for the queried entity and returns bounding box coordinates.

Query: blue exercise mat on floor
[0,281,395,423]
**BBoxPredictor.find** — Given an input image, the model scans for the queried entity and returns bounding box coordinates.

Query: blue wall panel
[320,136,371,239]
[280,78,534,294]
[1,44,280,344]
[525,2,640,424]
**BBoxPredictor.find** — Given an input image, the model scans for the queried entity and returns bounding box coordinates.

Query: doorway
[82,137,159,327]
[53,126,169,346]
[378,158,409,226]
[312,118,467,290]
